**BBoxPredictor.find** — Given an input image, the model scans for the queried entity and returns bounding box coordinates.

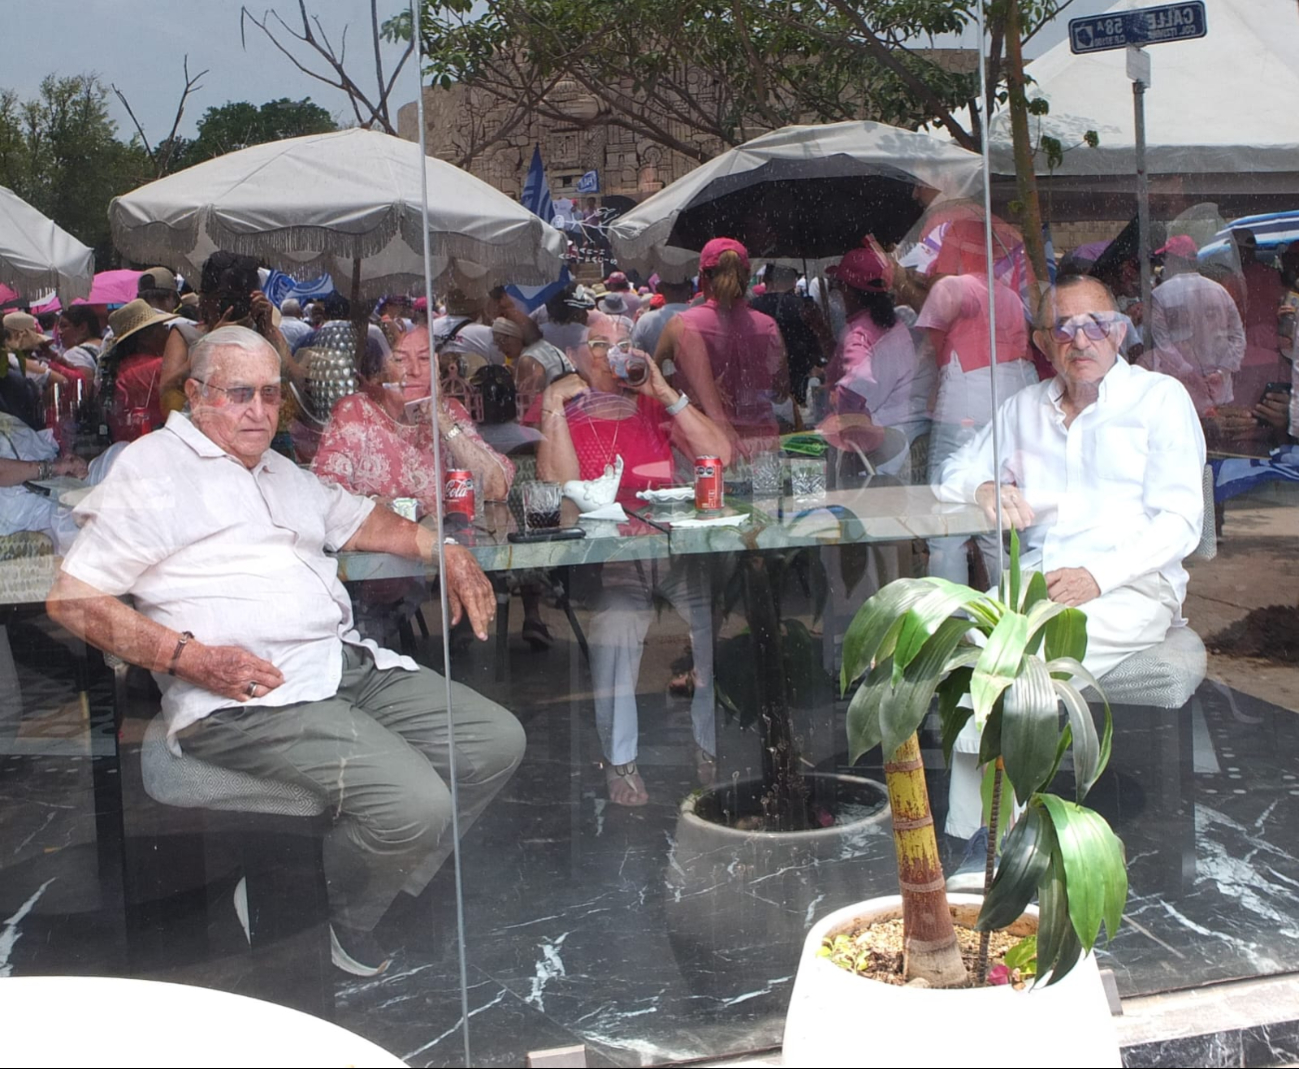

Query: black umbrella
[665,155,936,258]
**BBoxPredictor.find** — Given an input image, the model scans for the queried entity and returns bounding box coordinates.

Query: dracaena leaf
[879,617,972,758]
[971,610,1030,726]
[1001,654,1062,804]
[1044,606,1089,665]
[979,806,1054,932]
[840,579,934,692]
[846,661,890,763]
[1039,795,1128,951]
[1054,679,1102,799]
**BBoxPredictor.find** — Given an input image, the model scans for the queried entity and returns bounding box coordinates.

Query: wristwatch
[444,423,463,440]
[664,392,690,417]
[36,459,54,480]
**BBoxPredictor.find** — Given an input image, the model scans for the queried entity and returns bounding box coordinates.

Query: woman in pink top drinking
[655,237,790,456]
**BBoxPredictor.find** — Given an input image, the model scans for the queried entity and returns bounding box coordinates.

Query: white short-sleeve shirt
[62,411,415,740]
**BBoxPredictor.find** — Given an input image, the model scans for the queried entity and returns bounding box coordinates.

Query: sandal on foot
[695,745,718,787]
[521,620,553,650]
[604,761,649,806]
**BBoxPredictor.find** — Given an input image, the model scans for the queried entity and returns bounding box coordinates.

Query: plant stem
[885,732,968,987]
[976,758,1006,983]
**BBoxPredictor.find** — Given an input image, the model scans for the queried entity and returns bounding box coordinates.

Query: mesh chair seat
[1084,625,1207,708]
[141,713,326,817]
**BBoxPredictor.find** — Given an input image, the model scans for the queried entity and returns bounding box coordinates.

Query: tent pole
[1134,78,1152,353]
[349,255,365,363]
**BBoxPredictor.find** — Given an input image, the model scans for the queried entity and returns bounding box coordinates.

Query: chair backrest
[1194,464,1216,561]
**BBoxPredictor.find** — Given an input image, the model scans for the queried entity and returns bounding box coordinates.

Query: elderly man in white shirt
[936,274,1205,842]
[46,326,524,979]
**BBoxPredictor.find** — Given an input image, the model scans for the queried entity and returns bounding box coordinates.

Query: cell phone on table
[507,527,586,544]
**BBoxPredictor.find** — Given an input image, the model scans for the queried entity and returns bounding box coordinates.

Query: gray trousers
[179,646,525,931]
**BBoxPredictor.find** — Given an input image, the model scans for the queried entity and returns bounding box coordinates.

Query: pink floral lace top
[312,393,514,517]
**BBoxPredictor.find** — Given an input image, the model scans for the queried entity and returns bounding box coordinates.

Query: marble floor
[5,608,1299,1067]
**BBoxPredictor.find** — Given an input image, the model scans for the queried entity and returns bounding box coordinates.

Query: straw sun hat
[3,311,53,351]
[106,299,177,349]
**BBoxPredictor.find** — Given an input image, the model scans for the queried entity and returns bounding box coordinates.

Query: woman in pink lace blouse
[312,326,513,517]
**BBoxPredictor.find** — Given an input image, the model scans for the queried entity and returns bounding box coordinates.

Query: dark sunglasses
[1048,313,1122,343]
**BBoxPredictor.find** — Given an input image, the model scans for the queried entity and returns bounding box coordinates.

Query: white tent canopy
[984,0,1299,178]
[608,121,982,277]
[0,185,94,302]
[109,128,567,300]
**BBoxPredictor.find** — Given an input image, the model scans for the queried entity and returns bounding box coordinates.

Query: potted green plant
[782,533,1127,1067]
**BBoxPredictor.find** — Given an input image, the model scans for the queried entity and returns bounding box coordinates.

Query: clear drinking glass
[789,456,827,502]
[751,449,783,497]
[522,481,563,530]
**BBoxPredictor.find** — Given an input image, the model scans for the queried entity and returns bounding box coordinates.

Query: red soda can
[444,469,476,520]
[694,456,724,511]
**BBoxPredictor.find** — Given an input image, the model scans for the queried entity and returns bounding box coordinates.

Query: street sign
[1069,1,1207,54]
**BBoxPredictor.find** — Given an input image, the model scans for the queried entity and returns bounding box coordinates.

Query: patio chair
[115,662,334,1019]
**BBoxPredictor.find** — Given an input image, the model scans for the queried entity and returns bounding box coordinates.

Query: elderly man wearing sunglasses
[936,274,1206,841]
[46,325,524,979]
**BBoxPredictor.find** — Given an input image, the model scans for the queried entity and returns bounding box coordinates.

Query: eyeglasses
[586,339,614,351]
[193,379,283,406]
[1048,313,1123,343]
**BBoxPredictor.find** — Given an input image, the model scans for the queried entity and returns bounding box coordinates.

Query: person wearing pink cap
[654,237,789,455]
[819,239,933,476]
[1146,235,1245,417]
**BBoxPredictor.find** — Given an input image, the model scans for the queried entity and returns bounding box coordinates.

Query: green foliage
[177,97,337,167]
[396,0,1075,159]
[0,74,149,265]
[1004,934,1038,978]
[842,531,1127,982]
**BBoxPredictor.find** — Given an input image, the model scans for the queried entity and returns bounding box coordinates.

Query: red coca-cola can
[444,469,476,520]
[694,456,724,511]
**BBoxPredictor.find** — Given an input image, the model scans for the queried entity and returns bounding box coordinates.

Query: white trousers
[945,570,1182,839]
[590,558,716,766]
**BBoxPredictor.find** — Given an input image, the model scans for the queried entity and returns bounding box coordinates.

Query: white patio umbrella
[109,128,567,301]
[609,121,983,277]
[0,185,95,302]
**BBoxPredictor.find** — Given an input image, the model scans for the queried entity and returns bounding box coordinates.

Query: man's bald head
[1034,275,1118,332]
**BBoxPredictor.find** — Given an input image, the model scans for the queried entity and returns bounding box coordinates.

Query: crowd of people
[4,206,1297,975]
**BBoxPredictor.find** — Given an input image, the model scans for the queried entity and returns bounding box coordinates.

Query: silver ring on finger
[246,681,258,698]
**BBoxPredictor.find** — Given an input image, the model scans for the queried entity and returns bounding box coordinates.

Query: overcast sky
[1,0,1119,142]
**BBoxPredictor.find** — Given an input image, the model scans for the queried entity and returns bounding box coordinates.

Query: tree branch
[110,83,156,164]
[822,0,977,149]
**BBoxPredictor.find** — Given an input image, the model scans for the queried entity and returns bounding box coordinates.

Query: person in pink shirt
[654,237,790,456]
[819,239,933,476]
[536,314,731,806]
[917,218,1037,587]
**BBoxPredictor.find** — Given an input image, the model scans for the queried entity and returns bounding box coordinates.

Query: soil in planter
[692,774,888,833]
[821,919,1024,989]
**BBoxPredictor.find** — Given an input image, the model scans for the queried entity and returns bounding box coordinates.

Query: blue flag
[508,145,568,312]
[576,170,600,195]
[521,145,554,225]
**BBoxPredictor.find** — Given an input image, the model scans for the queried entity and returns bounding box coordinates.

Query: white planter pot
[782,894,1121,1068]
